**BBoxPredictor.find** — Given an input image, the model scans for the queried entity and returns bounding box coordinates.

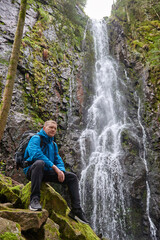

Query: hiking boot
[29,197,42,211]
[68,208,89,224]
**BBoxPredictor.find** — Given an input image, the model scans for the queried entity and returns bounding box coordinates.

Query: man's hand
[57,170,65,182]
[52,165,65,182]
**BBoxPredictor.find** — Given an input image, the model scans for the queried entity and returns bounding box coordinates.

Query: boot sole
[29,205,42,211]
[68,212,89,224]
[75,216,89,224]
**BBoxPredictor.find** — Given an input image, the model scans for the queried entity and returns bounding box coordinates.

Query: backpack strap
[39,135,43,148]
[53,141,57,160]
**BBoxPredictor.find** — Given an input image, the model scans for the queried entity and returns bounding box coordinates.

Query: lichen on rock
[0,174,100,240]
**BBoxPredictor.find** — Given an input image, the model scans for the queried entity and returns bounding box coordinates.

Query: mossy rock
[0,208,48,231]
[50,211,100,240]
[0,217,24,240]
[0,174,13,187]
[41,183,69,215]
[20,182,100,239]
[44,218,61,240]
[0,177,20,204]
[20,182,68,215]
[10,185,24,196]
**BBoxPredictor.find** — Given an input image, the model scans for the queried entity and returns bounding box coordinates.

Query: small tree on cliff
[0,0,27,141]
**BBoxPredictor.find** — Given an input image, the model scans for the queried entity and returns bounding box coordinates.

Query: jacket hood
[37,128,54,144]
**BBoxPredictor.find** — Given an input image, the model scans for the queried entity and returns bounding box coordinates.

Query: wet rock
[0,203,13,210]
[61,67,71,80]
[0,174,100,240]
[43,25,58,42]
[51,211,100,240]
[21,182,68,216]
[0,0,37,36]
[44,218,61,240]
[0,217,24,240]
[0,208,49,231]
[0,175,20,204]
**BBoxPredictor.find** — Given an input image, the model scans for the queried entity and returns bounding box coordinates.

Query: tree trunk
[0,0,27,141]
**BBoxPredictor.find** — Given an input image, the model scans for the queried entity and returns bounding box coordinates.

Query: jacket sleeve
[54,143,65,172]
[25,135,54,168]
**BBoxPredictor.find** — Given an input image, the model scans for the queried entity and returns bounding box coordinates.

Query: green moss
[0,174,13,186]
[10,185,23,196]
[51,211,100,240]
[20,182,31,209]
[44,221,61,239]
[38,7,51,24]
[0,58,9,66]
[18,0,87,122]
[0,161,6,173]
[111,0,160,118]
[0,232,19,240]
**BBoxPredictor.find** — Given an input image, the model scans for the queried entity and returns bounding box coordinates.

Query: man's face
[43,123,57,137]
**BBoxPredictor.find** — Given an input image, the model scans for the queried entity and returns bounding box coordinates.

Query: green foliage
[38,7,51,23]
[62,0,87,27]
[0,232,19,240]
[111,0,160,115]
[19,0,87,122]
[0,160,6,174]
[0,57,9,66]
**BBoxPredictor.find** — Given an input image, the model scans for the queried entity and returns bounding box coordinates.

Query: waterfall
[137,98,157,240]
[69,68,75,114]
[79,19,132,239]
[68,67,75,127]
[82,19,89,50]
[79,18,157,240]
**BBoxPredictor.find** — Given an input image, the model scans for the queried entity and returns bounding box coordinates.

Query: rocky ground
[0,173,103,240]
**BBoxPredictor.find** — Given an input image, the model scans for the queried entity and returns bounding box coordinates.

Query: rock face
[107,0,160,239]
[0,173,101,240]
[2,0,159,239]
[0,0,91,181]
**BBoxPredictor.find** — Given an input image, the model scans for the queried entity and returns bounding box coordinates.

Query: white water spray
[68,67,75,120]
[79,19,131,239]
[137,98,157,240]
[79,19,157,240]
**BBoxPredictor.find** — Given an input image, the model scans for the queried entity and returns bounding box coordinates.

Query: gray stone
[43,25,58,42]
[0,217,24,239]
[44,218,61,240]
[0,208,49,231]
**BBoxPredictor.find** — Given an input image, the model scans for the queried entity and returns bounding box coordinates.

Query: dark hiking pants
[26,160,81,209]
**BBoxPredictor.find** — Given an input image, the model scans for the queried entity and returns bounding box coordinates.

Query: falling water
[79,19,132,239]
[82,19,89,50]
[68,67,75,121]
[79,17,157,240]
[137,98,157,240]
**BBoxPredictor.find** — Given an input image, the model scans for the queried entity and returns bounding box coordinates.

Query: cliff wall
[0,0,94,183]
[107,0,160,238]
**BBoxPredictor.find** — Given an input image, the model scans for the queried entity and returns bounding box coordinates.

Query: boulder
[0,208,49,231]
[0,173,101,239]
[0,174,20,204]
[21,182,68,215]
[0,217,24,240]
[44,218,61,240]
[51,211,99,240]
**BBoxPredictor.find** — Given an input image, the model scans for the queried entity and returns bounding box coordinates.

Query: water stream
[79,19,131,239]
[79,19,157,239]
[137,98,157,240]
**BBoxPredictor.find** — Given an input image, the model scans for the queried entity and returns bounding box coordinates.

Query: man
[23,120,88,224]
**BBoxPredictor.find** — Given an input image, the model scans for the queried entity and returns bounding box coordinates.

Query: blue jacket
[23,128,65,174]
